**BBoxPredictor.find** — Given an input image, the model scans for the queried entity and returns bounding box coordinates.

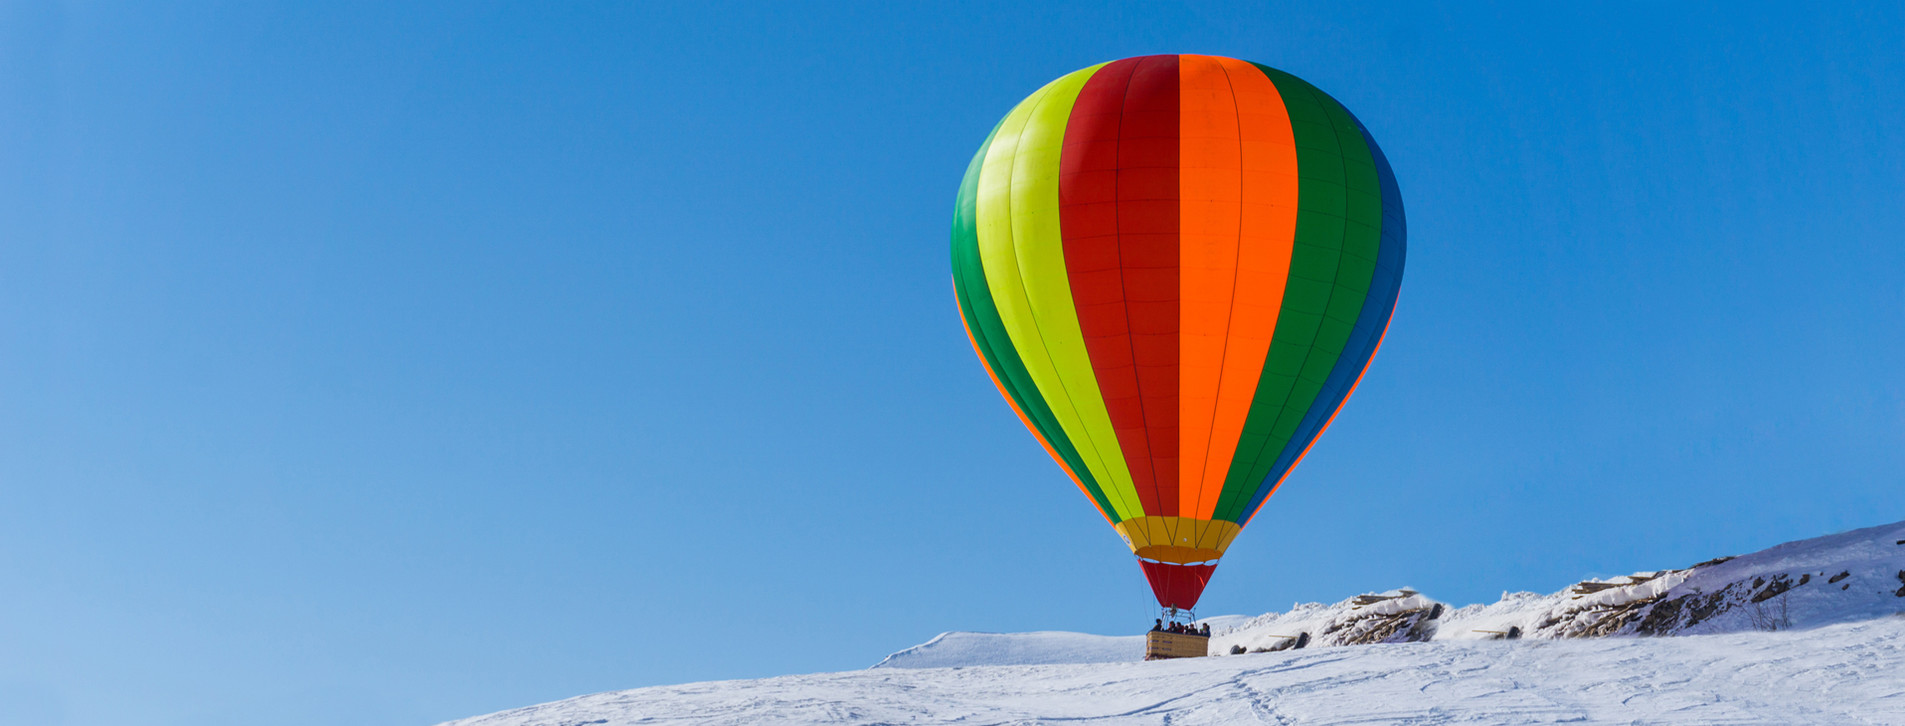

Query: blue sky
[2,2,1901,724]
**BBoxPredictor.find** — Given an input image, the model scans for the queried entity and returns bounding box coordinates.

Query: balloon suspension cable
[1159,606,1197,628]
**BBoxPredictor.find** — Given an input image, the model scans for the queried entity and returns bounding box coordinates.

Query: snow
[1427,519,1905,642]
[442,520,1905,725]
[872,631,1143,668]
[875,617,1258,669]
[1213,519,1905,649]
[444,618,1905,725]
[1212,589,1442,654]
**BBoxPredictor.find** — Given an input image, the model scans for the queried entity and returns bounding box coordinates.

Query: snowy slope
[878,520,1905,665]
[875,617,1257,669]
[872,631,1143,668]
[1212,589,1445,655]
[443,521,1905,725]
[443,618,1905,725]
[1212,518,1905,653]
[1434,518,1905,641]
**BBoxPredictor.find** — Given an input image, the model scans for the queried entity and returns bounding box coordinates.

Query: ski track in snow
[444,618,1905,726]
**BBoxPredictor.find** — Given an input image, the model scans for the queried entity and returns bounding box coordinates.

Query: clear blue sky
[3,2,1901,724]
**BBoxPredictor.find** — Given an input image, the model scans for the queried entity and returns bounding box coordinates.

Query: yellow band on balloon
[976,62,1143,521]
[1113,517,1242,563]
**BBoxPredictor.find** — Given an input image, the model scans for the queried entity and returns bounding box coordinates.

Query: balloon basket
[1145,606,1211,660]
[1144,629,1210,661]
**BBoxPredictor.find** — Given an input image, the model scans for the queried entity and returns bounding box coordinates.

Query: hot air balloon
[950,55,1405,614]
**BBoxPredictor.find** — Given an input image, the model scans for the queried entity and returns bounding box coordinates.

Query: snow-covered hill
[445,618,1905,725]
[1213,518,1905,656]
[871,631,1143,668]
[1433,518,1905,642]
[875,616,1257,669]
[1212,589,1444,655]
[442,520,1905,725]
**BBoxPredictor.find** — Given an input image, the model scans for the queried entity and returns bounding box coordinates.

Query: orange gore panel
[1177,55,1301,518]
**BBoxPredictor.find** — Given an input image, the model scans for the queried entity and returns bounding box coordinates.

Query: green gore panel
[952,122,1120,519]
[1212,65,1385,522]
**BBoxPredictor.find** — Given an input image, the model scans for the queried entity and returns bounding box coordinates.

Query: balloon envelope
[951,55,1405,609]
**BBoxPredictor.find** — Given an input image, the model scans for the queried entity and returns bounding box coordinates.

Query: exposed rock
[1215,590,1443,654]
[1352,589,1417,606]
[1517,555,1840,638]
[1572,581,1626,595]
[1752,574,1800,604]
[1250,631,1310,653]
[1216,520,1905,652]
[1322,607,1431,644]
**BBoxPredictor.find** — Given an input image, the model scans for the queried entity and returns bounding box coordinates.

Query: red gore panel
[1059,54,1182,518]
[1139,560,1217,610]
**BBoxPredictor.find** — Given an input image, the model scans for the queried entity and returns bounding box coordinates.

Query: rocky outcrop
[1321,591,1444,645]
[1220,519,1905,653]
[1214,589,1446,655]
[1442,520,1905,640]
